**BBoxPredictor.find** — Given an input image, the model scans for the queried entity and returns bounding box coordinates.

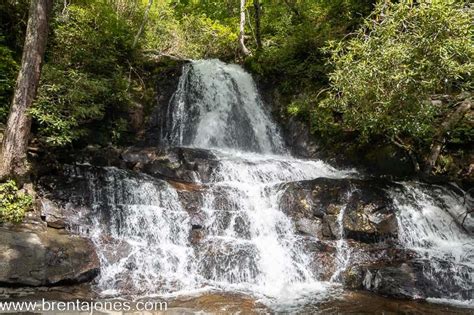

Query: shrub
[318,0,473,147]
[0,42,18,122]
[0,180,32,223]
[30,1,135,147]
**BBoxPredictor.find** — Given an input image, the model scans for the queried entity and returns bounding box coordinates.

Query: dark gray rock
[0,227,99,286]
[295,217,324,238]
[38,198,66,229]
[122,146,219,183]
[280,178,398,242]
[284,116,320,158]
[347,263,425,299]
[344,258,473,301]
[144,59,188,146]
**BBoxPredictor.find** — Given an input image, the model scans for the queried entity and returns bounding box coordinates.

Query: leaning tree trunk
[239,0,251,56]
[0,0,53,181]
[424,98,472,175]
[253,0,262,51]
[132,0,153,49]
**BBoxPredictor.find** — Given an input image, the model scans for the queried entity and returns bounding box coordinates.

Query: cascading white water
[75,60,352,306]
[195,151,350,305]
[161,60,352,303]
[70,59,473,309]
[391,183,474,302]
[71,167,197,296]
[163,59,286,154]
[329,190,353,283]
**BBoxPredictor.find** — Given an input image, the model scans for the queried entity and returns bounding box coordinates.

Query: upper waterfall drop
[163,59,286,154]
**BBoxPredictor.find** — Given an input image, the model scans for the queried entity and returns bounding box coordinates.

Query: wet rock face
[280,178,398,242]
[0,228,99,286]
[283,117,320,158]
[343,188,398,243]
[345,258,473,301]
[48,145,221,184]
[96,146,220,183]
[145,60,188,146]
[37,198,66,229]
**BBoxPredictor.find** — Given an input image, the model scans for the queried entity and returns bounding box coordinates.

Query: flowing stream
[70,60,473,309]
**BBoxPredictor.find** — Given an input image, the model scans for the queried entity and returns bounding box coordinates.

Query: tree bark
[132,0,153,49]
[239,0,251,56]
[391,135,420,173]
[253,0,262,51]
[424,98,472,175]
[0,0,52,181]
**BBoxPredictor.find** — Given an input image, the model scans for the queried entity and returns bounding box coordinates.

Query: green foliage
[28,0,239,147]
[50,3,134,74]
[0,180,32,223]
[1,0,471,177]
[142,1,238,59]
[246,0,375,94]
[179,15,237,59]
[31,1,135,147]
[318,0,473,147]
[0,42,18,122]
[31,66,109,146]
[0,0,29,55]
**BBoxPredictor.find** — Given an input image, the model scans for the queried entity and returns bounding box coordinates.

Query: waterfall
[194,151,350,304]
[163,59,286,154]
[330,190,353,283]
[391,183,474,302]
[65,166,197,296]
[67,59,473,308]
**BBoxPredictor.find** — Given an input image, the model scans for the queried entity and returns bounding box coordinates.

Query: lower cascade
[58,60,472,309]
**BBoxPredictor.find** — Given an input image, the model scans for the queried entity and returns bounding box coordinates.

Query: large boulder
[280,178,398,242]
[0,227,99,286]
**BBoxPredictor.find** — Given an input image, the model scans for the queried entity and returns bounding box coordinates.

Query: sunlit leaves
[319,0,473,146]
[0,180,32,223]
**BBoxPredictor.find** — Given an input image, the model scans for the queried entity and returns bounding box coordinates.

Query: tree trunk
[132,0,153,49]
[0,0,52,181]
[239,0,251,56]
[391,135,420,173]
[253,0,262,51]
[424,98,472,175]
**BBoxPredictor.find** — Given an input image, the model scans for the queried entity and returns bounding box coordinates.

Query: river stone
[0,227,99,286]
[348,263,425,299]
[46,145,220,184]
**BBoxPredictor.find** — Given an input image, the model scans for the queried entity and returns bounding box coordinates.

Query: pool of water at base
[2,288,473,314]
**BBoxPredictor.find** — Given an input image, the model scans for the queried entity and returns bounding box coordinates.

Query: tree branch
[391,135,420,173]
[424,97,472,175]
